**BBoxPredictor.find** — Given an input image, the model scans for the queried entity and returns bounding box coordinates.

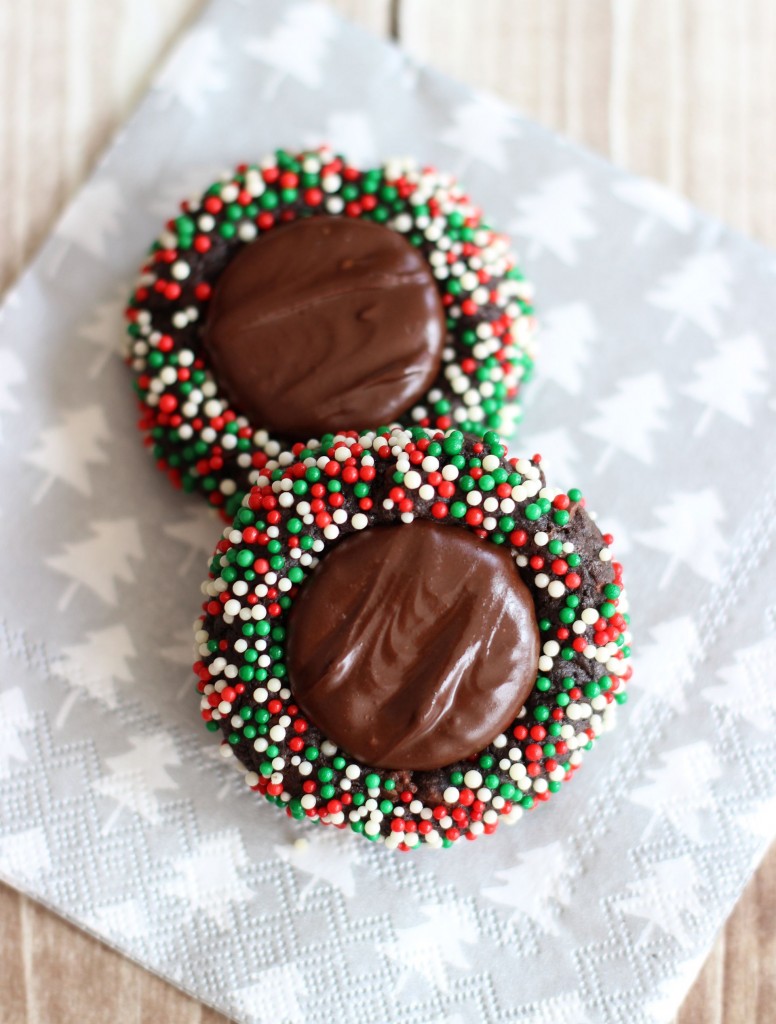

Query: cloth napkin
[1,1,775,1021]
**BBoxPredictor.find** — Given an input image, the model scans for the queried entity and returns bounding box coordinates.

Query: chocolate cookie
[193,426,631,850]
[126,148,536,517]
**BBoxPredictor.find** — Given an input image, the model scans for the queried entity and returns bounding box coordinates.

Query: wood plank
[398,0,776,243]
[0,880,28,1024]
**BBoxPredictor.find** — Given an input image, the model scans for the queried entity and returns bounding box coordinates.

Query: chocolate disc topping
[202,217,446,439]
[287,521,541,771]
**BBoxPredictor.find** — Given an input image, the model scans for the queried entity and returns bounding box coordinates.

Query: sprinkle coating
[194,426,632,850]
[125,148,536,517]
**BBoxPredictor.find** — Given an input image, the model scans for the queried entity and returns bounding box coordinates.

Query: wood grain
[0,1,774,1022]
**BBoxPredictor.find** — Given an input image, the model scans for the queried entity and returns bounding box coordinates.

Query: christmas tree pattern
[25,405,111,503]
[701,637,776,731]
[0,347,26,441]
[482,840,570,934]
[87,898,151,942]
[163,509,220,575]
[304,111,377,167]
[77,287,129,378]
[629,741,721,843]
[0,826,51,881]
[648,247,734,342]
[617,854,707,948]
[379,903,480,992]
[154,24,227,114]
[439,96,521,174]
[683,332,768,436]
[637,488,727,588]
[230,964,307,1024]
[635,616,700,714]
[275,831,357,902]
[161,829,250,928]
[512,170,596,265]
[47,517,143,610]
[613,176,694,244]
[52,623,136,728]
[159,625,198,699]
[535,302,598,396]
[584,371,670,474]
[244,5,338,102]
[45,179,123,275]
[92,731,180,831]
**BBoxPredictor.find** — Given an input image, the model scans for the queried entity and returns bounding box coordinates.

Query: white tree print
[53,623,136,728]
[636,616,700,714]
[584,371,670,474]
[304,111,377,167]
[439,95,521,174]
[648,247,734,342]
[77,287,129,378]
[0,347,26,440]
[275,831,357,902]
[702,637,776,731]
[683,332,768,436]
[637,487,727,588]
[158,625,198,698]
[243,5,338,101]
[0,826,51,881]
[613,176,694,244]
[163,509,220,575]
[25,405,110,503]
[161,829,250,928]
[93,731,180,831]
[482,840,570,935]
[535,302,598,396]
[47,517,143,610]
[379,903,480,993]
[592,514,631,555]
[87,898,151,942]
[153,24,227,115]
[629,741,721,843]
[230,964,307,1024]
[45,178,124,276]
[512,170,596,265]
[617,854,707,948]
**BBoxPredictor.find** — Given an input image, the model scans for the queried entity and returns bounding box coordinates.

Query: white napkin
[1,2,775,1022]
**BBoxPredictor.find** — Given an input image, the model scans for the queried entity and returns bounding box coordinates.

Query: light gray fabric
[1,2,775,1021]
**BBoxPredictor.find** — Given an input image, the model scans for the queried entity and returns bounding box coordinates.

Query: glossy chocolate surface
[203,217,446,438]
[287,521,540,770]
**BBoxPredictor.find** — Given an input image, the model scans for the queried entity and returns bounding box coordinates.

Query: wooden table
[1,2,774,1021]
